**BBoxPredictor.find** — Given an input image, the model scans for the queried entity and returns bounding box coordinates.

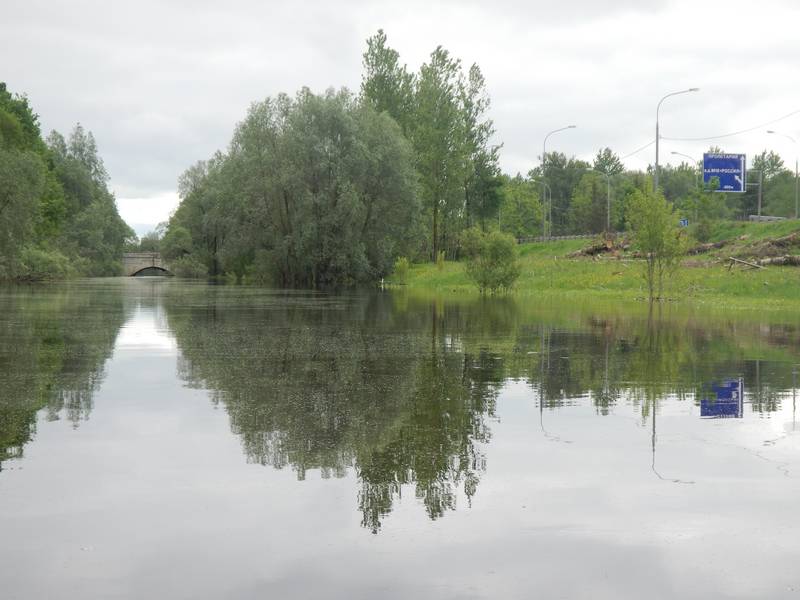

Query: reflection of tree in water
[0,284,127,468]
[166,290,502,532]
[524,308,800,422]
[165,287,800,529]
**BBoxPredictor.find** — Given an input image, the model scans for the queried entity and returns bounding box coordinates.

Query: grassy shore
[400,221,800,311]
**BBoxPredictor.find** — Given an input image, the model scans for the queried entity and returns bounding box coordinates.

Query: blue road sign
[703,153,746,192]
[679,218,689,227]
[700,378,744,418]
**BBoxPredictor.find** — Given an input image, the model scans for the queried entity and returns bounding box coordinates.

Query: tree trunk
[432,199,439,262]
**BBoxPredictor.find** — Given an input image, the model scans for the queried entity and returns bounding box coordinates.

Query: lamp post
[670,151,701,188]
[542,125,576,238]
[584,168,613,232]
[654,88,699,193]
[767,130,798,219]
[531,178,552,238]
[746,169,763,218]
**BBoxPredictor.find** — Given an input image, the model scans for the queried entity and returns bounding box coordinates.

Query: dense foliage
[163,89,419,286]
[0,83,133,280]
[165,31,503,286]
[161,30,800,288]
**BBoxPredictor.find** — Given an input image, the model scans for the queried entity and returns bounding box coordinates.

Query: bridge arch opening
[131,266,172,277]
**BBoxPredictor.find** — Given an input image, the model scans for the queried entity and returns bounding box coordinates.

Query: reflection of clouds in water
[115,307,176,352]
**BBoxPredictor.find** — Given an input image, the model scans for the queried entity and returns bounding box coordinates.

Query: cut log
[687,240,728,255]
[756,255,800,267]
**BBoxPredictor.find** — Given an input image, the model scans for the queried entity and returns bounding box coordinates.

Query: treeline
[162,30,501,284]
[0,83,132,281]
[161,30,800,286]
[530,146,798,238]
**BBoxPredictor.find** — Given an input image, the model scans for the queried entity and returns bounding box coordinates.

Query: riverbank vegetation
[159,30,800,292]
[396,220,800,310]
[0,83,132,281]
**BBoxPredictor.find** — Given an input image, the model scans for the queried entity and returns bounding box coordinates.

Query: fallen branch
[728,256,764,270]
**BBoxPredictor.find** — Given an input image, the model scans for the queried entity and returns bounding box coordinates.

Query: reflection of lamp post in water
[793,368,797,432]
[537,324,570,443]
[651,398,694,484]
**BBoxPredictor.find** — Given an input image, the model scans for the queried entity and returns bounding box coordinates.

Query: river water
[1,278,799,599]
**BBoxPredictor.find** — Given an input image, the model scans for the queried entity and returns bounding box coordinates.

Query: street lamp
[542,125,576,238]
[670,151,701,188]
[530,178,552,238]
[746,168,763,218]
[584,168,613,232]
[654,88,699,193]
[766,130,799,219]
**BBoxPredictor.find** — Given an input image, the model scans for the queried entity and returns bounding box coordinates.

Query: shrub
[171,254,208,278]
[392,256,410,284]
[18,246,73,281]
[464,230,521,293]
[459,227,484,259]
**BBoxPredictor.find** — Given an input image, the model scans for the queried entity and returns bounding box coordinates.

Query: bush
[694,219,712,243]
[171,254,208,278]
[464,230,520,293]
[18,246,73,281]
[459,227,484,259]
[392,256,410,284]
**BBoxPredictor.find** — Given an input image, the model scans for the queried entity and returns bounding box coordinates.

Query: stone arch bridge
[122,252,172,276]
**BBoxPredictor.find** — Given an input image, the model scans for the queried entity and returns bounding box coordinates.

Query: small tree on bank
[627,187,687,303]
[462,228,520,293]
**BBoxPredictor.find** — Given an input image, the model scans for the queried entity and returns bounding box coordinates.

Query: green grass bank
[398,221,800,312]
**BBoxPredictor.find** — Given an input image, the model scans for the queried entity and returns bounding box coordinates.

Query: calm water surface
[2,279,800,599]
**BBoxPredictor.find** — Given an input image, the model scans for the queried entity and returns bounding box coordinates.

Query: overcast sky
[3,0,799,235]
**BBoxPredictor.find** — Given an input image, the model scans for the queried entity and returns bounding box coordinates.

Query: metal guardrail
[748,215,786,222]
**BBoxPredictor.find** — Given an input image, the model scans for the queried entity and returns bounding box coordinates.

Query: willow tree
[167,88,419,286]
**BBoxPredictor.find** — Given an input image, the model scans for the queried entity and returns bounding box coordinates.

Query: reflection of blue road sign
[701,378,744,418]
[679,219,689,227]
[703,153,746,192]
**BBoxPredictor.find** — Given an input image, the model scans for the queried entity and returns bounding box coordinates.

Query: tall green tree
[530,152,590,235]
[461,64,502,230]
[498,174,542,239]
[627,187,688,302]
[593,147,624,175]
[568,172,608,234]
[360,29,415,134]
[413,46,467,260]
